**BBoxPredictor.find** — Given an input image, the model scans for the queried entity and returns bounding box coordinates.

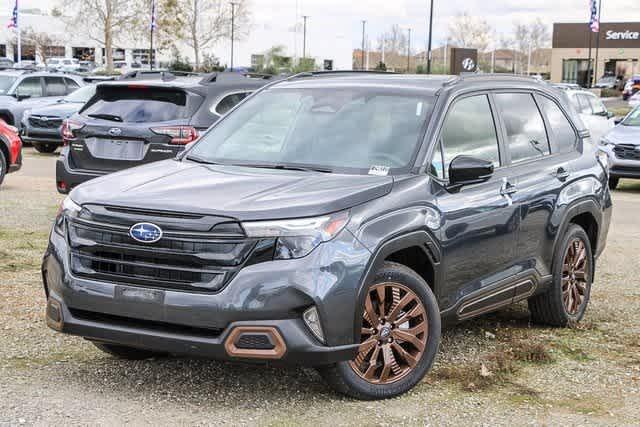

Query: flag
[7,0,18,29]
[589,0,599,33]
[150,0,157,30]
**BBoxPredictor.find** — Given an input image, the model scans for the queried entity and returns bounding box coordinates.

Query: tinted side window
[65,78,80,93]
[495,93,550,163]
[586,95,606,115]
[45,77,67,96]
[214,92,251,115]
[431,95,500,180]
[16,77,43,97]
[538,96,578,154]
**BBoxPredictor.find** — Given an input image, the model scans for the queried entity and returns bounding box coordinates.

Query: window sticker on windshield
[416,102,423,116]
[369,165,390,176]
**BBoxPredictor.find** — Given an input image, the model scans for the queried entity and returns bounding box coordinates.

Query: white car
[563,89,615,143]
[630,92,640,109]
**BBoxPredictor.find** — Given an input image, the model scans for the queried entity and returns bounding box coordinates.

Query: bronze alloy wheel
[562,237,590,315]
[349,282,428,384]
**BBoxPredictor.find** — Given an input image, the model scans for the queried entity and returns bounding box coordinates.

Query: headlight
[558,177,602,206]
[243,211,350,259]
[54,197,82,236]
[599,137,615,147]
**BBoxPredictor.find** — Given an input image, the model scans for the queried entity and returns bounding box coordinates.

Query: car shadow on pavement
[616,180,640,194]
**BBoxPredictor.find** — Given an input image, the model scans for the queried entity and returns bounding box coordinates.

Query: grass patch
[610,106,632,117]
[0,227,50,273]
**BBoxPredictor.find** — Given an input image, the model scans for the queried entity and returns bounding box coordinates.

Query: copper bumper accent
[46,298,64,331]
[224,326,286,359]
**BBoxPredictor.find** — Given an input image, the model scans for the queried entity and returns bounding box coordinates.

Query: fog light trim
[224,326,286,359]
[303,306,325,344]
[46,298,64,331]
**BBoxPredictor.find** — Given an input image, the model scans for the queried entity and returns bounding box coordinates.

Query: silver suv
[600,105,640,189]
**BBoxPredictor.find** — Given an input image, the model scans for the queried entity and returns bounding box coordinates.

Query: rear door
[69,85,202,173]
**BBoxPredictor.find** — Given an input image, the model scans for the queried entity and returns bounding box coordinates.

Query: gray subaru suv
[42,72,612,400]
[599,105,640,189]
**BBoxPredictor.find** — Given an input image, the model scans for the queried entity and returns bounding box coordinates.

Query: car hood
[71,159,394,221]
[605,125,640,145]
[29,102,82,118]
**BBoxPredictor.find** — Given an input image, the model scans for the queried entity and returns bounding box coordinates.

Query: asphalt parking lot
[1,148,639,426]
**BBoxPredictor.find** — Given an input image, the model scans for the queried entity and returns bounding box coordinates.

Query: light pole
[407,28,412,73]
[302,15,309,59]
[230,2,238,70]
[361,20,366,70]
[426,0,434,74]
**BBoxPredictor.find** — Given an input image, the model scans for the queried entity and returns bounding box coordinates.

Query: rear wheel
[319,262,440,400]
[92,342,163,360]
[608,177,619,190]
[528,224,593,327]
[34,143,58,154]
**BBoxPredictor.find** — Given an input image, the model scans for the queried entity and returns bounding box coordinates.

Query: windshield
[64,85,95,103]
[0,75,17,94]
[188,87,434,174]
[623,107,640,127]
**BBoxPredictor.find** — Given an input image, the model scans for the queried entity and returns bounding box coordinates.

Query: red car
[0,119,22,187]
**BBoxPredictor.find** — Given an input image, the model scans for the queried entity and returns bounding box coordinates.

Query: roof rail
[288,70,398,79]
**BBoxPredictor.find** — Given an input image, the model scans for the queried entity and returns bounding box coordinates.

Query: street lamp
[426,0,434,74]
[230,2,238,70]
[361,20,366,70]
[302,15,309,59]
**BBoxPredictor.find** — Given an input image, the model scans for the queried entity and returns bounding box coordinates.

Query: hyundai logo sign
[462,58,476,71]
[129,222,163,243]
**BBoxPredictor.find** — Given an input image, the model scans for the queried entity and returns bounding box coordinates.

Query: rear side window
[537,96,578,154]
[45,77,67,96]
[65,78,80,93]
[431,94,500,180]
[214,92,252,115]
[585,95,606,115]
[82,87,189,123]
[495,93,550,163]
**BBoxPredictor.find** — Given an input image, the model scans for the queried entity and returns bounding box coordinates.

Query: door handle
[500,181,518,196]
[553,167,570,181]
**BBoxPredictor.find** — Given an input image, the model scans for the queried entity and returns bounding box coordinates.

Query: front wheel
[318,262,441,400]
[528,224,593,327]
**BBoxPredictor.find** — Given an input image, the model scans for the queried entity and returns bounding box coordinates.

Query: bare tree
[178,0,250,70]
[510,18,551,74]
[447,12,492,52]
[20,28,61,65]
[61,0,142,73]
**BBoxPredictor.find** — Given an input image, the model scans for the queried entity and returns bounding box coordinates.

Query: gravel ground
[1,148,639,426]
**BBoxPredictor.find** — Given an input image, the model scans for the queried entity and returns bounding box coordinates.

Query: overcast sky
[11,0,640,51]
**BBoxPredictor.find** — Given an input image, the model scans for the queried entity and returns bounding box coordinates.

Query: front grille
[67,206,258,292]
[29,115,63,129]
[613,144,640,161]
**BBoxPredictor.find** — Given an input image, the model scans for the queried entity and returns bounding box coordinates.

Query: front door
[429,93,519,312]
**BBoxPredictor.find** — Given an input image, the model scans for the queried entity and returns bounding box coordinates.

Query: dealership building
[552,22,640,86]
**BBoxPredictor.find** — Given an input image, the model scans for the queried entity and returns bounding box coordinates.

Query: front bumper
[8,148,21,173]
[599,145,640,179]
[42,227,371,366]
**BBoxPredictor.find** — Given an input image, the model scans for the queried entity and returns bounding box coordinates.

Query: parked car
[629,91,640,109]
[0,70,84,132]
[622,75,640,101]
[13,60,37,70]
[43,73,612,400]
[594,75,621,90]
[599,105,640,189]
[0,57,14,70]
[0,119,22,187]
[55,72,273,193]
[21,84,96,153]
[563,88,615,143]
[46,57,81,72]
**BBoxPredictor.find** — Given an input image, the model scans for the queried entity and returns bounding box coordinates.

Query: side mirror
[614,117,624,125]
[448,155,494,190]
[15,93,31,101]
[607,111,614,119]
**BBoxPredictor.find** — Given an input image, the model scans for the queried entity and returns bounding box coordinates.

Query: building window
[251,54,264,69]
[0,45,6,58]
[44,46,65,58]
[132,49,155,66]
[73,47,95,61]
[12,44,36,61]
[101,48,126,63]
[562,59,593,87]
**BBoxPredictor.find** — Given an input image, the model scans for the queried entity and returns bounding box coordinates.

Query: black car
[21,85,96,153]
[43,73,611,400]
[55,73,272,193]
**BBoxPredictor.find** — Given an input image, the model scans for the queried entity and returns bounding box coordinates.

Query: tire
[0,148,6,188]
[528,224,593,327]
[34,143,58,154]
[608,177,619,190]
[92,342,163,360]
[318,261,441,400]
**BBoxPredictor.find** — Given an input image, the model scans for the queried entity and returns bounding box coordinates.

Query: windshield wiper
[233,163,333,173]
[87,113,123,122]
[185,155,220,165]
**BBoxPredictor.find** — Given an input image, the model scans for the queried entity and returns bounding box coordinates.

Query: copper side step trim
[224,326,286,359]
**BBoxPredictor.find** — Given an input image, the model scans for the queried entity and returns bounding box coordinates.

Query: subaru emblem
[108,127,122,136]
[129,222,163,243]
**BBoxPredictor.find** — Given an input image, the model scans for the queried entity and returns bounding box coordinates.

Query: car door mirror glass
[448,155,494,189]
